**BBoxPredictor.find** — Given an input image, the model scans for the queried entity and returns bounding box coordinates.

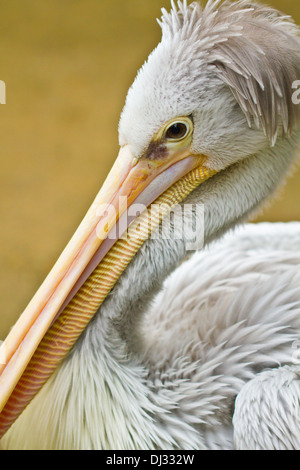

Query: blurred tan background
[0,0,300,338]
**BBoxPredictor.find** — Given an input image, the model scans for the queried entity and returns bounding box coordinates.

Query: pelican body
[0,0,300,450]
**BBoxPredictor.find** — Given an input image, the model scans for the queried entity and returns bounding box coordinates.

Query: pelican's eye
[161,117,193,144]
[165,122,189,141]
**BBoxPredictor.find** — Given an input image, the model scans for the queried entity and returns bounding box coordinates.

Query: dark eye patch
[143,141,168,160]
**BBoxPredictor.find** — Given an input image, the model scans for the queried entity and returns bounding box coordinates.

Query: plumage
[159,0,300,143]
[1,0,300,450]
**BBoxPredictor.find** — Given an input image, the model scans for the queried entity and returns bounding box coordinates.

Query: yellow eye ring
[163,116,193,143]
[165,122,188,140]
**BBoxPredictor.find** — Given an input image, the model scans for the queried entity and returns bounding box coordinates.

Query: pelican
[1,0,300,450]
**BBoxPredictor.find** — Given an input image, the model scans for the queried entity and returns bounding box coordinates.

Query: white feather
[2,1,300,450]
[3,224,300,449]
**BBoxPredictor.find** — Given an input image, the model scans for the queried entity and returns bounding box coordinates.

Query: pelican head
[120,0,300,160]
[1,0,300,449]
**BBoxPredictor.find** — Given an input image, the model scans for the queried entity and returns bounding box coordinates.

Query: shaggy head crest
[158,0,300,145]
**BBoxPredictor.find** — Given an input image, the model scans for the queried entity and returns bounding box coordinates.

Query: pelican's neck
[197,133,300,244]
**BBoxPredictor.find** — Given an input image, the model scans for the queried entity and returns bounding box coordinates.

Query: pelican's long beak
[0,143,214,436]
